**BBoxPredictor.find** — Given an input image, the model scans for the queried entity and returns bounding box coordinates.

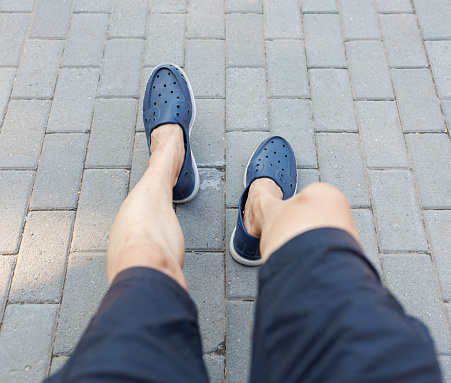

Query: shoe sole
[229,228,264,267]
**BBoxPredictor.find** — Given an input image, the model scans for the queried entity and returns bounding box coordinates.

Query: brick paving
[0,0,450,382]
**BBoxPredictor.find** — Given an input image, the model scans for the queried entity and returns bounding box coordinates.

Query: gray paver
[309,69,358,132]
[30,0,72,38]
[304,14,346,68]
[203,355,225,383]
[74,0,112,12]
[63,13,109,67]
[185,40,226,98]
[226,68,268,131]
[71,169,129,252]
[0,68,15,126]
[47,68,99,133]
[0,100,50,169]
[12,39,64,99]
[226,0,262,13]
[85,99,137,168]
[412,0,451,40]
[269,99,317,168]
[356,101,409,168]
[145,14,186,68]
[226,14,265,68]
[98,39,144,98]
[30,133,88,210]
[49,356,69,377]
[296,169,320,192]
[392,69,445,132]
[109,0,148,38]
[53,253,107,354]
[0,13,29,66]
[129,132,148,191]
[382,254,449,354]
[184,252,225,352]
[266,40,309,98]
[177,168,224,250]
[346,41,394,100]
[443,100,451,129]
[316,133,370,207]
[9,211,74,303]
[0,0,35,11]
[302,0,338,13]
[338,0,380,40]
[368,171,428,252]
[136,67,153,133]
[425,42,451,100]
[187,0,225,39]
[0,256,14,320]
[439,356,451,383]
[374,0,413,13]
[0,304,58,383]
[151,0,187,13]
[264,0,302,39]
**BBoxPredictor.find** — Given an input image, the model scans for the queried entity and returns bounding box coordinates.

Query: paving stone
[296,169,320,192]
[338,0,379,40]
[346,41,394,100]
[0,171,34,254]
[177,168,224,250]
[49,356,69,376]
[264,0,302,39]
[226,0,262,13]
[74,0,112,12]
[53,253,108,354]
[145,14,186,68]
[136,67,153,132]
[9,211,74,303]
[368,171,428,252]
[184,252,225,353]
[0,256,14,321]
[304,14,346,68]
[30,0,73,38]
[71,169,129,252]
[0,13,29,66]
[269,99,317,168]
[0,68,15,126]
[109,0,148,38]
[374,0,413,13]
[412,0,451,40]
[266,40,309,98]
[316,133,370,208]
[226,131,269,207]
[382,254,450,354]
[226,301,255,383]
[0,100,50,169]
[12,39,64,99]
[392,69,445,132]
[226,14,265,68]
[309,69,358,132]
[0,0,35,11]
[185,40,226,98]
[442,100,451,129]
[98,39,144,98]
[151,0,187,13]
[302,0,338,13]
[203,355,225,383]
[226,68,268,131]
[425,42,451,100]
[30,133,88,210]
[439,356,451,383]
[85,99,137,168]
[191,99,225,167]
[187,0,225,39]
[355,101,409,168]
[63,13,109,67]
[129,132,148,191]
[47,68,99,133]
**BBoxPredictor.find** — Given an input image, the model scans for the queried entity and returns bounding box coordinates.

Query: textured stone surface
[439,356,451,383]
[187,0,225,39]
[264,0,302,39]
[425,41,451,100]
[151,0,187,13]
[0,256,14,320]
[0,0,35,11]
[49,356,69,377]
[0,68,15,126]
[442,100,451,130]
[226,0,262,13]
[374,0,413,13]
[412,0,451,40]
[74,0,112,12]
[302,0,338,13]
[30,0,72,38]
[109,0,148,38]
[338,0,380,40]
[296,169,320,192]
[136,67,153,133]
[203,355,225,383]
[0,13,30,66]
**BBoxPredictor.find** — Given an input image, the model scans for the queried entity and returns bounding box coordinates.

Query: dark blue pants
[46,228,441,382]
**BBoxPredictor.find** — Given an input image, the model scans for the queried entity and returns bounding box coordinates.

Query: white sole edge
[229,228,263,267]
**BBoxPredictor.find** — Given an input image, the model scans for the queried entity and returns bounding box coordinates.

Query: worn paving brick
[226,0,262,13]
[0,304,58,382]
[151,0,187,13]
[98,39,144,98]
[374,0,413,13]
[109,0,148,38]
[264,0,302,39]
[63,13,109,67]
[226,68,268,131]
[317,133,370,208]
[30,133,88,210]
[9,211,74,303]
[309,69,358,132]
[0,13,29,66]
[270,99,317,168]
[177,168,224,250]
[136,67,153,132]
[47,68,99,133]
[382,254,450,354]
[129,132,148,191]
[368,171,428,252]
[187,0,225,39]
[30,0,73,38]
[346,41,394,100]
[203,355,225,383]
[425,42,451,100]
[53,253,107,354]
[439,356,451,383]
[12,40,64,99]
[302,0,338,13]
[338,0,379,40]
[0,68,15,126]
[71,169,129,252]
[0,256,14,321]
[412,0,451,40]
[442,100,451,129]
[74,0,112,12]
[85,99,137,168]
[226,14,265,68]
[392,69,445,132]
[266,40,309,98]
[0,0,35,11]
[145,14,186,68]
[356,101,409,168]
[0,100,50,169]
[185,40,225,98]
[49,356,69,377]
[184,252,225,353]
[296,169,320,192]
[304,14,346,68]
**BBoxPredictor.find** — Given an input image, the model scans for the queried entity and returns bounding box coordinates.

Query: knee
[296,182,350,208]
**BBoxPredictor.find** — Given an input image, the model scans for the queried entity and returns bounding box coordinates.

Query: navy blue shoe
[143,63,199,203]
[230,136,297,266]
